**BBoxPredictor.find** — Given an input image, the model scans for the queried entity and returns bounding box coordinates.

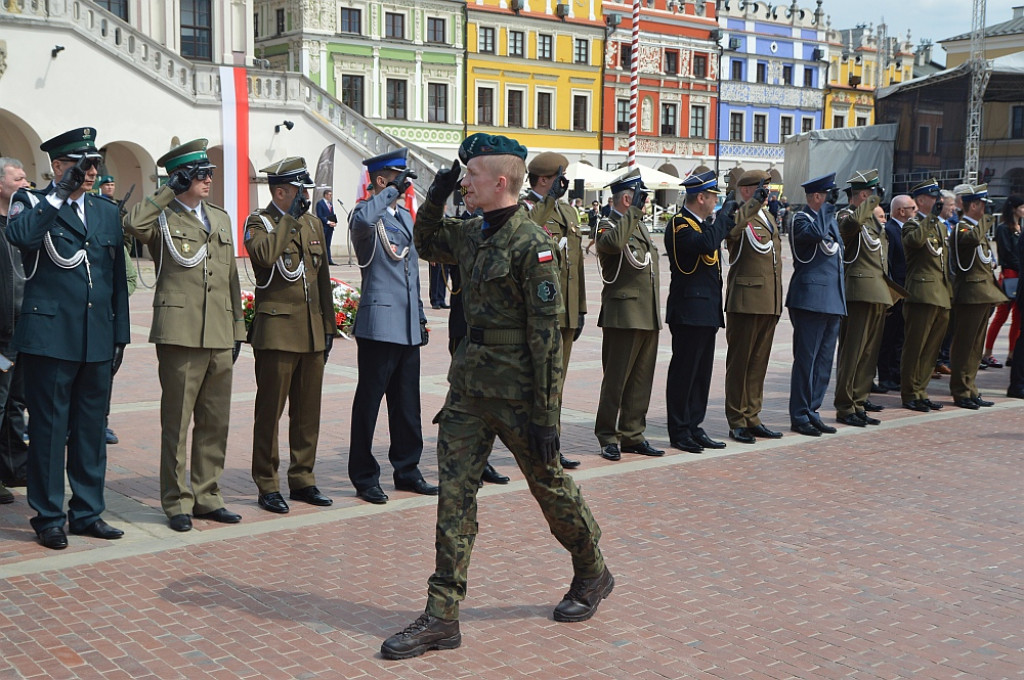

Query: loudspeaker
[569,178,585,200]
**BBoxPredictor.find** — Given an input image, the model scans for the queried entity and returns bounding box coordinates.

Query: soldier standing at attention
[899,179,950,412]
[786,174,845,437]
[664,171,728,452]
[948,184,1007,409]
[124,139,246,533]
[523,151,585,469]
[8,128,130,548]
[380,134,609,660]
[245,158,337,513]
[348,148,436,504]
[593,168,663,461]
[834,170,893,427]
[723,170,783,444]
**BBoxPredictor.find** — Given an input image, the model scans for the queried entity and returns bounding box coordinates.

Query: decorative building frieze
[721,82,824,109]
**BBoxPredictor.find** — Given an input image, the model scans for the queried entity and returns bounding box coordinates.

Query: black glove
[631,184,648,212]
[547,166,569,201]
[753,184,770,205]
[573,314,585,342]
[826,187,839,205]
[388,169,418,194]
[288,190,310,218]
[931,197,943,216]
[720,199,739,225]
[111,344,125,374]
[324,333,335,362]
[166,167,194,195]
[420,320,429,346]
[232,341,241,364]
[54,157,89,201]
[427,160,462,205]
[528,423,560,463]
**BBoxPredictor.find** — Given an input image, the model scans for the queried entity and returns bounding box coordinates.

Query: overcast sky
[822,0,995,66]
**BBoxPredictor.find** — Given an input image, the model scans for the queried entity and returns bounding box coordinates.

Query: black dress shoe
[903,400,930,412]
[105,427,119,445]
[600,444,621,461]
[1007,389,1024,399]
[870,382,888,394]
[922,399,943,410]
[481,463,510,484]
[809,419,837,434]
[381,613,461,660]
[194,507,242,523]
[855,411,881,425]
[790,422,821,437]
[71,519,124,540]
[258,491,290,513]
[954,398,980,410]
[863,400,885,412]
[837,413,867,427]
[748,424,783,439]
[37,526,68,550]
[620,440,665,456]
[553,567,615,622]
[290,486,333,506]
[357,485,388,504]
[973,396,994,407]
[729,428,756,444]
[169,514,192,532]
[395,478,440,495]
[559,454,581,469]
[693,430,726,449]
[670,436,704,453]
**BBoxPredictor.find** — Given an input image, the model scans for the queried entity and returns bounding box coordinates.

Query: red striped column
[628,0,641,168]
[219,66,250,256]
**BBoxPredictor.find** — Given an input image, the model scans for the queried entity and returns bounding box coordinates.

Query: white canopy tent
[564,162,617,190]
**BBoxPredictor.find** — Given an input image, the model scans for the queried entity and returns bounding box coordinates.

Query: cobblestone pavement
[1,252,1022,679]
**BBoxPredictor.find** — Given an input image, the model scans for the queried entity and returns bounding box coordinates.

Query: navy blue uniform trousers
[789,309,841,426]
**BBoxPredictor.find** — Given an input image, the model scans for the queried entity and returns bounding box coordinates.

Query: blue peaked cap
[681,170,722,195]
[801,173,836,194]
[363,148,408,173]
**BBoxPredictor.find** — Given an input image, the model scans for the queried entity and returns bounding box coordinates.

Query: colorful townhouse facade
[823,24,914,130]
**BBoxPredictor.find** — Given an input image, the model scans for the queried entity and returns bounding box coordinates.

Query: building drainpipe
[462,2,469,143]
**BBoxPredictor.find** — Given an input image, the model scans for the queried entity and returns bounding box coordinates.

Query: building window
[275,7,284,35]
[538,34,553,60]
[665,51,678,74]
[802,116,814,132]
[918,126,929,153]
[1012,106,1024,138]
[616,99,630,133]
[341,75,364,115]
[428,83,448,123]
[804,68,814,88]
[254,11,259,39]
[386,79,407,119]
[690,105,706,138]
[479,26,495,53]
[427,17,445,43]
[477,87,494,125]
[731,59,743,81]
[780,115,793,140]
[693,54,707,78]
[661,103,678,136]
[756,62,767,83]
[574,38,589,64]
[385,12,404,39]
[509,30,525,57]
[730,112,743,141]
[936,127,943,150]
[782,64,793,84]
[340,8,360,33]
[181,0,213,61]
[572,95,588,132]
[753,114,766,142]
[856,116,868,127]
[96,0,128,21]
[833,114,845,129]
[620,44,632,69]
[507,89,524,127]
[536,92,553,129]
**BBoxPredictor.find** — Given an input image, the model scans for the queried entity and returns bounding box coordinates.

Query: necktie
[72,201,85,230]
[195,208,210,232]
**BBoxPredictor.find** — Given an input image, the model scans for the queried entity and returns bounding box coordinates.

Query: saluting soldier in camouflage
[523,150,586,469]
[381,134,610,661]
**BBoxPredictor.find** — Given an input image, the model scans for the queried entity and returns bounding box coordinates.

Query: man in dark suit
[664,171,727,453]
[786,174,845,436]
[876,194,914,391]
[315,189,338,265]
[7,128,130,549]
[348,148,437,504]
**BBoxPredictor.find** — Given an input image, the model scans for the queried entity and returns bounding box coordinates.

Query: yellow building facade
[465,1,606,158]
[824,29,914,130]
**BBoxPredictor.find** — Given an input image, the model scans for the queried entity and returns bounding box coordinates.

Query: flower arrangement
[241,290,256,332]
[331,278,360,338]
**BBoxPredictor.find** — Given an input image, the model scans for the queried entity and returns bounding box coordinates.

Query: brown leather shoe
[936,364,951,375]
[553,566,615,622]
[380,613,461,660]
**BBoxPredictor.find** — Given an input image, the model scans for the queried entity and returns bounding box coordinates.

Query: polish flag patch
[537,250,553,263]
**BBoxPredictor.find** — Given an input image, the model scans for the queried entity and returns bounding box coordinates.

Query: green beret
[459,133,527,163]
[97,175,115,186]
[528,151,569,176]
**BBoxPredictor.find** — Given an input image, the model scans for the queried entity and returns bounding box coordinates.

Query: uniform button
[291,229,297,234]
[88,303,93,308]
[85,241,90,246]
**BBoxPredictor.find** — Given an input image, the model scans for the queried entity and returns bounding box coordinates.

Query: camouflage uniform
[414,198,605,621]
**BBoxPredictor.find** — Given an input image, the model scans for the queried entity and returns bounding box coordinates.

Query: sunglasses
[62,153,103,170]
[193,167,215,181]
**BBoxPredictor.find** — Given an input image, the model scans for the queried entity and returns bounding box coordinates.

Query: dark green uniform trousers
[595,328,659,446]
[950,303,994,400]
[252,349,325,495]
[900,303,949,403]
[835,301,887,416]
[725,312,779,429]
[426,392,604,621]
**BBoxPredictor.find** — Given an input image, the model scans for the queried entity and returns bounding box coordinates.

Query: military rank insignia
[537,280,557,302]
[537,250,553,263]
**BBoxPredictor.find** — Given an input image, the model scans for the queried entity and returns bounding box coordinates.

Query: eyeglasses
[193,167,215,181]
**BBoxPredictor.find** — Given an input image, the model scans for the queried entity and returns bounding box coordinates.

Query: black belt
[468,326,527,345]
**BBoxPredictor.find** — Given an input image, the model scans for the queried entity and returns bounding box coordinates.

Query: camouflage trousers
[425,392,605,621]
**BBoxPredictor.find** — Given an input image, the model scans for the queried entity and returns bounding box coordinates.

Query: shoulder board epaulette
[205,201,227,213]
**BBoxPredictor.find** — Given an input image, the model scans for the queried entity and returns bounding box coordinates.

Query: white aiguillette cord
[252,214,306,294]
[23,193,93,288]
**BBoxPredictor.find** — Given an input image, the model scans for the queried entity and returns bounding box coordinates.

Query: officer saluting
[8,127,130,549]
[245,157,337,513]
[664,170,728,452]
